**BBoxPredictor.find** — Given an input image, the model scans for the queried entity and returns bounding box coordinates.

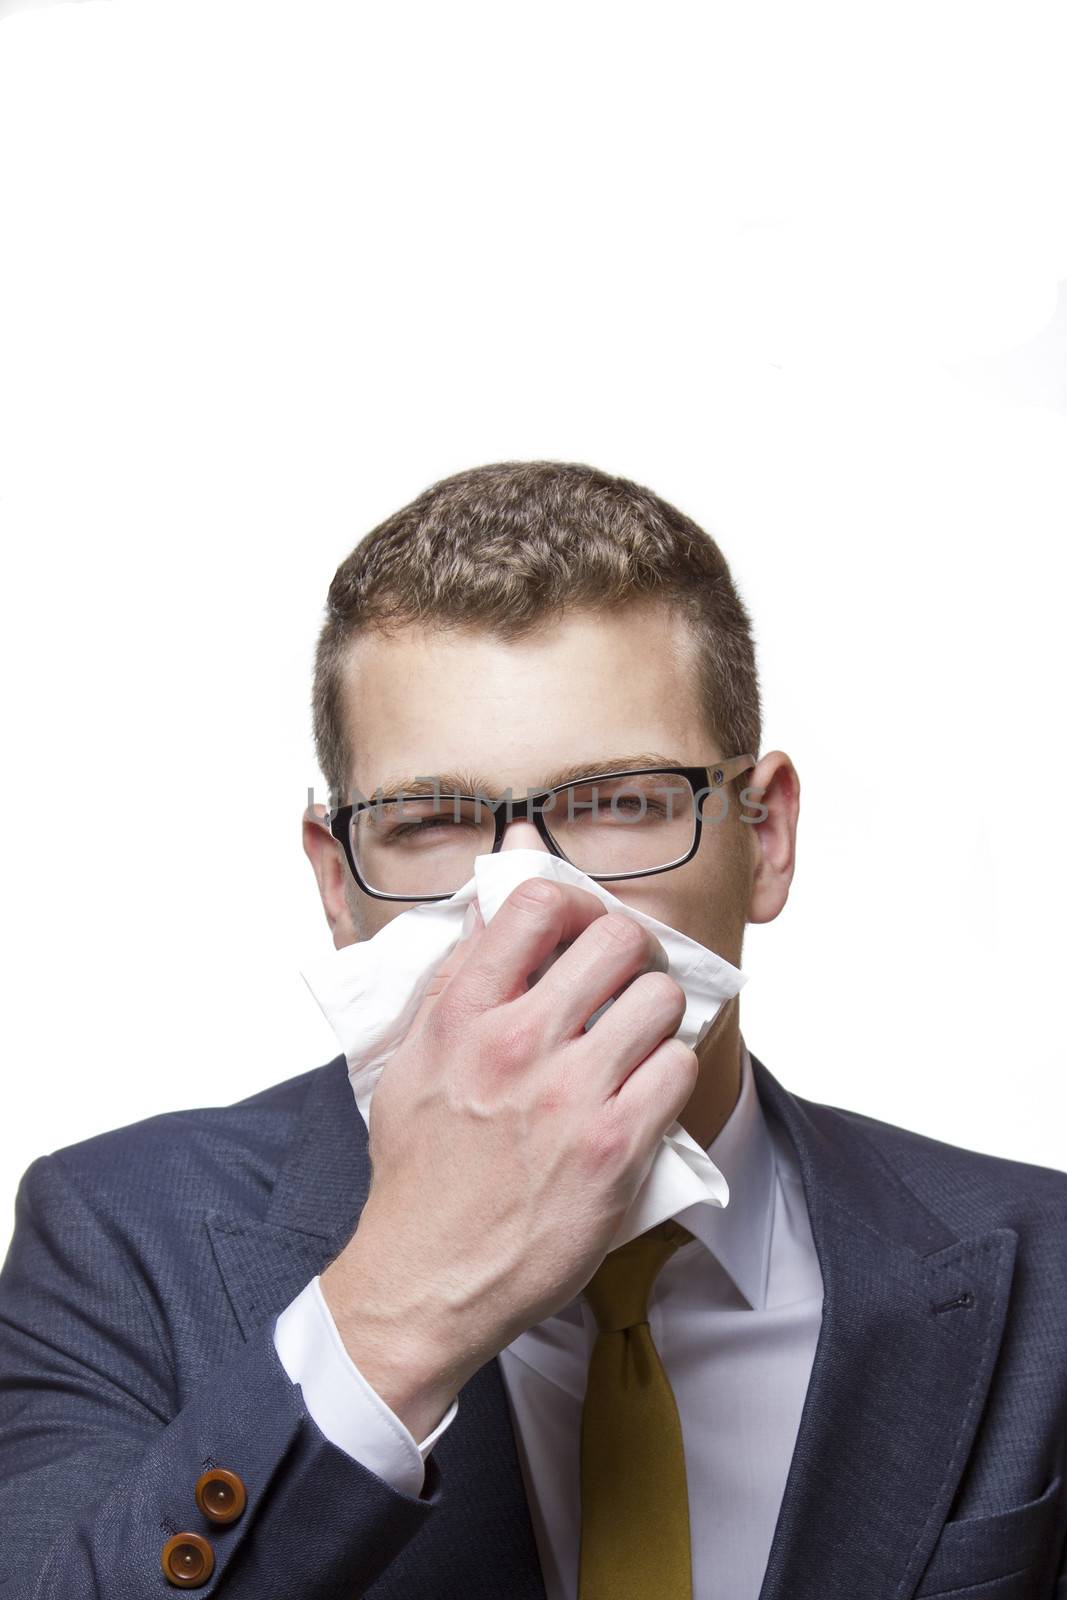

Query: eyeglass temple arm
[711,754,757,784]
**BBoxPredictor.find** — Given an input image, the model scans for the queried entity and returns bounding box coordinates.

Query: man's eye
[389,817,458,836]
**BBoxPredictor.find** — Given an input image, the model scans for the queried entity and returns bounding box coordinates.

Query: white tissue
[300,847,748,1250]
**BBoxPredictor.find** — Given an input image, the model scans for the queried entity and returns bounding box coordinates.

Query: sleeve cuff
[273,1276,459,1498]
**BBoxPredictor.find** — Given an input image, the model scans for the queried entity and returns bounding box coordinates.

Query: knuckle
[596,912,649,957]
[665,1036,700,1077]
[511,879,562,913]
[583,1111,628,1169]
[486,1006,540,1071]
[637,970,687,1013]
[421,985,473,1042]
[415,998,450,1050]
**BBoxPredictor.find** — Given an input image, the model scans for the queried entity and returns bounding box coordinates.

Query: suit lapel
[206,1057,547,1600]
[205,1059,371,1339]
[749,1053,1018,1600]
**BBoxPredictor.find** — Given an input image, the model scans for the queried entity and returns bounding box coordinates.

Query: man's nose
[500,819,549,851]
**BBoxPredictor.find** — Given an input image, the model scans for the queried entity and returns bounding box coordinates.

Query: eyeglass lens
[351,774,700,896]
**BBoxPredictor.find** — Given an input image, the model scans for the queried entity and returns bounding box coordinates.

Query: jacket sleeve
[0,1152,445,1597]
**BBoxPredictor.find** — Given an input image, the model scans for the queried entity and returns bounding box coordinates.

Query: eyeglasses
[326,755,757,903]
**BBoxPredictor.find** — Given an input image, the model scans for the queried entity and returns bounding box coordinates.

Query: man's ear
[302,802,360,948]
[742,750,799,927]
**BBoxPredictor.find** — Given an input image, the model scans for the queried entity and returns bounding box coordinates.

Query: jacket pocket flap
[914,1470,1063,1597]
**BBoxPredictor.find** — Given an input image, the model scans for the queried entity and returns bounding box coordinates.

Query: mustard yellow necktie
[577,1218,696,1600]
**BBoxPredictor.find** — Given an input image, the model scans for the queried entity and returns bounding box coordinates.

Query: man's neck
[678,996,742,1152]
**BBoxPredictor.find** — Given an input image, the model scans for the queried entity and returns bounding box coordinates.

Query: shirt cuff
[273,1275,459,1498]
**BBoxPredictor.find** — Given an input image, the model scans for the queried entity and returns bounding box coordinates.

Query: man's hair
[312,460,762,807]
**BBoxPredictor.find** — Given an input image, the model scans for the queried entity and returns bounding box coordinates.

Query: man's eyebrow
[364,753,690,798]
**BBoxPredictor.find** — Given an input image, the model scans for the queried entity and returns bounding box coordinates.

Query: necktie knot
[583,1218,696,1334]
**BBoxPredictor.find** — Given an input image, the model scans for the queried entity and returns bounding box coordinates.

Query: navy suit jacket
[1,1050,1065,1598]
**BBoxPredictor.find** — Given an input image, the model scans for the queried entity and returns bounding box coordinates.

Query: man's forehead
[338,610,708,794]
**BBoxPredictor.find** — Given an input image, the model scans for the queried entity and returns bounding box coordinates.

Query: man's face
[306,599,796,964]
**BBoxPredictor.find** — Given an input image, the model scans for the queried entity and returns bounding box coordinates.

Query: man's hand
[321,879,697,1441]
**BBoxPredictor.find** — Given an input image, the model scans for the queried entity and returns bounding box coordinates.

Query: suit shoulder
[828,1099,1067,1224]
[29,1057,346,1223]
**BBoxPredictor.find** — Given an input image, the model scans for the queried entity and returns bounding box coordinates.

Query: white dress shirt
[274,1036,825,1599]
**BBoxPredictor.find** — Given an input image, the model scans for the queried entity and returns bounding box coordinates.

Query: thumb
[409,903,486,1030]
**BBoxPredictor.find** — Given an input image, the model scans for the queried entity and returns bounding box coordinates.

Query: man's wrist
[320,1255,465,1443]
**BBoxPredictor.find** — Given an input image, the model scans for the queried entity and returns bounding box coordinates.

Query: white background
[1,0,1065,1250]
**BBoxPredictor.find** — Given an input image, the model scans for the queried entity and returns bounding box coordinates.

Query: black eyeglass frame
[325,754,758,903]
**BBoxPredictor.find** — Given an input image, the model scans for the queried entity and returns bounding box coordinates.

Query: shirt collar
[671,1033,778,1311]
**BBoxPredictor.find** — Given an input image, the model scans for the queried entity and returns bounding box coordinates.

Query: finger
[518,910,671,1044]
[613,1033,700,1136]
[409,904,486,1031]
[571,968,688,1099]
[436,879,610,1018]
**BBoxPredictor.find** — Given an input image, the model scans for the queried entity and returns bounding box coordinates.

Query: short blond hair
[312,460,762,806]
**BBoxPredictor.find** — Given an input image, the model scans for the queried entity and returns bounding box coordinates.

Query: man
[1,460,1064,1598]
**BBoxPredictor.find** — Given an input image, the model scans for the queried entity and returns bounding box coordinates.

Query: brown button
[161,1532,214,1587]
[194,1467,247,1525]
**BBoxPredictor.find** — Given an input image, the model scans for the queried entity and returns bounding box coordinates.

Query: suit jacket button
[195,1467,247,1524]
[162,1532,215,1587]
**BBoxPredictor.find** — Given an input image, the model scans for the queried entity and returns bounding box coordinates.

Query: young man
[1,460,1064,1597]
